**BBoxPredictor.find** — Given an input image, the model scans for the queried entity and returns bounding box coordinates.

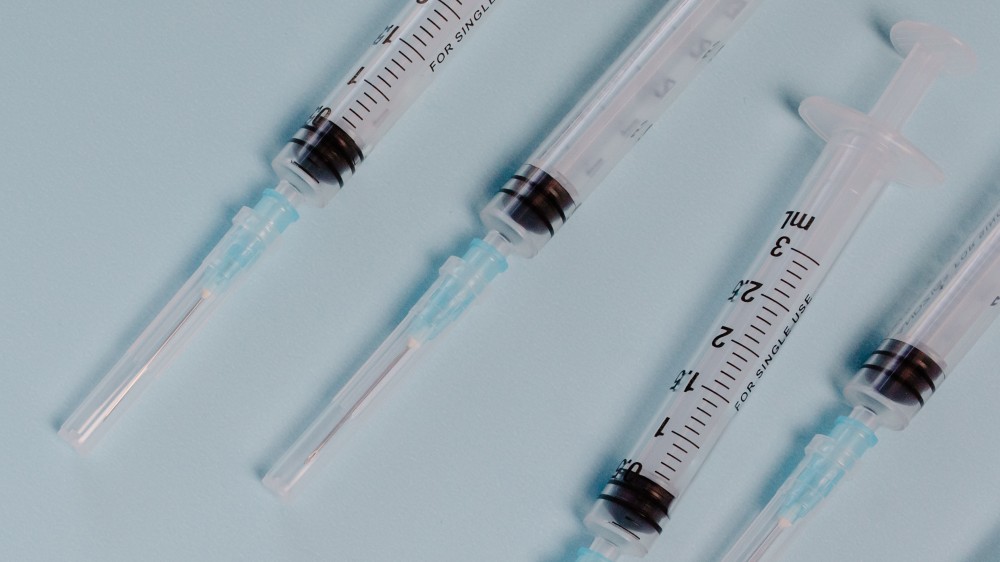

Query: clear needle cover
[59,0,504,453]
[59,186,300,453]
[263,234,510,497]
[579,19,975,560]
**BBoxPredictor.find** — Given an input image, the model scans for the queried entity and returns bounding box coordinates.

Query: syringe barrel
[845,204,1000,429]
[893,205,1000,367]
[582,132,898,557]
[583,24,975,542]
[273,0,504,207]
[481,0,762,257]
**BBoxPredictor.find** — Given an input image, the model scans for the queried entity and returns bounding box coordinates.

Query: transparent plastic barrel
[584,132,904,557]
[273,0,503,206]
[893,206,1000,369]
[580,20,975,558]
[845,204,1000,428]
[526,0,761,203]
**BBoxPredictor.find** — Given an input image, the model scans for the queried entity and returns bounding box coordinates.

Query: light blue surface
[2,1,1000,561]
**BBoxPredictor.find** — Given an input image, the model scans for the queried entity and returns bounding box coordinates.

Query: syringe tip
[575,548,615,562]
[574,537,620,562]
[57,426,91,455]
[261,472,297,500]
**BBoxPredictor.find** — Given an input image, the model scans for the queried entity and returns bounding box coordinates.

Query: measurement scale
[577,20,976,562]
[264,0,765,498]
[725,164,998,562]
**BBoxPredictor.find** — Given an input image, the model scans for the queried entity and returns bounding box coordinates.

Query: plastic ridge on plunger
[583,19,975,561]
[723,24,989,561]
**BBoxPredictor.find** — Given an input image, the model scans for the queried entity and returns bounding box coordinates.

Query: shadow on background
[963,516,1000,562]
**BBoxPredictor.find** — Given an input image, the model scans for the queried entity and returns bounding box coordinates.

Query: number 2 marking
[712,326,733,348]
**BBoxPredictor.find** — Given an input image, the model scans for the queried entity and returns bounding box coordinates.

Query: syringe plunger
[588,19,975,560]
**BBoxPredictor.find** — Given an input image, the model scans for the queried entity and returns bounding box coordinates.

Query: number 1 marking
[383,25,400,44]
[655,417,671,437]
[684,372,701,392]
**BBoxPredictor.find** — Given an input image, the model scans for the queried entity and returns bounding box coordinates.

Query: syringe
[263,0,765,498]
[574,21,975,562]
[721,202,1000,560]
[58,0,505,454]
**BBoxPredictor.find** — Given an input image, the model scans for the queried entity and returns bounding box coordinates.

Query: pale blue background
[2,1,1000,561]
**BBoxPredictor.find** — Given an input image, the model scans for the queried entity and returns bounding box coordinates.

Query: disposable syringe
[575,21,975,562]
[721,204,1000,560]
[58,0,505,454]
[263,0,765,498]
